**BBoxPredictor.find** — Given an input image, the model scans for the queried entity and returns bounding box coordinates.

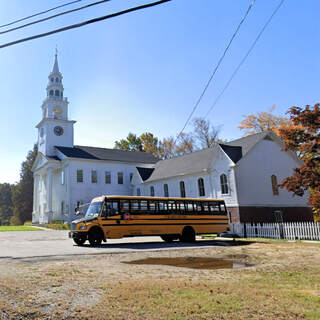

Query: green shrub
[10,215,22,226]
[45,220,70,230]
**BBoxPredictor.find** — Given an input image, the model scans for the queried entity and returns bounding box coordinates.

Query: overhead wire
[174,0,256,143]
[0,0,171,50]
[0,0,83,29]
[204,0,286,119]
[0,0,111,35]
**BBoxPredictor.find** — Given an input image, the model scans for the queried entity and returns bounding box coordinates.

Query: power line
[175,0,256,142]
[0,0,83,29]
[204,0,286,119]
[0,0,111,36]
[0,0,171,50]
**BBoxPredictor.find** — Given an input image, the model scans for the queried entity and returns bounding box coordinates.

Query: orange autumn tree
[278,103,320,221]
[239,106,291,136]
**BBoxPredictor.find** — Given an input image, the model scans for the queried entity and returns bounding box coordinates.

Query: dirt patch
[0,240,319,319]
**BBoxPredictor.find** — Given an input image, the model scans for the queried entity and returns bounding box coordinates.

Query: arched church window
[49,90,54,96]
[55,90,60,97]
[198,178,205,196]
[150,186,155,197]
[51,77,54,82]
[55,77,59,83]
[220,174,229,194]
[137,188,141,196]
[61,91,63,98]
[163,184,169,197]
[271,175,279,195]
[180,181,186,198]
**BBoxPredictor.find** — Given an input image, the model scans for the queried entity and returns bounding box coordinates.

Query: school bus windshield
[85,202,102,218]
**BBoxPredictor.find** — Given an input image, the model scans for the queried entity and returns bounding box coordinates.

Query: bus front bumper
[69,231,88,239]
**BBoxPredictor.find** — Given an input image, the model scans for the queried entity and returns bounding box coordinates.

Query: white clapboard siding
[230,222,320,240]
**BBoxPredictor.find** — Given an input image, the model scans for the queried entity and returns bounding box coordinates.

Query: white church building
[32,55,313,224]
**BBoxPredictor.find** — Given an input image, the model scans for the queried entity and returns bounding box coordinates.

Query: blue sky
[0,0,319,183]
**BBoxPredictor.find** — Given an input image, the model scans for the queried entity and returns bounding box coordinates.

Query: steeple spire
[52,48,60,75]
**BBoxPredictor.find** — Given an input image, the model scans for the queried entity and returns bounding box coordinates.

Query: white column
[46,168,53,222]
[32,174,38,223]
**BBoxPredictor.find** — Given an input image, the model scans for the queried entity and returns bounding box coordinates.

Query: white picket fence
[230,222,320,241]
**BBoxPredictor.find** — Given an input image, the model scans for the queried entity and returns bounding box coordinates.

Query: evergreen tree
[12,144,38,224]
[0,183,14,225]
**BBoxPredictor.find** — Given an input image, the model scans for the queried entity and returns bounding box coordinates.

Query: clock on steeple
[36,52,76,156]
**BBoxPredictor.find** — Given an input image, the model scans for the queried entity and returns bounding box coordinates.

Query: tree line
[0,145,37,225]
[114,117,222,159]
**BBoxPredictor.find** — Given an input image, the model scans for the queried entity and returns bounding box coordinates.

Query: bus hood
[71,217,97,224]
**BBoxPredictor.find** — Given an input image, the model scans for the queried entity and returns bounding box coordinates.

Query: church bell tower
[36,53,76,156]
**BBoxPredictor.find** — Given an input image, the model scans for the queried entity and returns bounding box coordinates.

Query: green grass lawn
[0,225,43,231]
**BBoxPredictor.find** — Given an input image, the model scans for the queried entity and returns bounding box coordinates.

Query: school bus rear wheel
[180,226,196,242]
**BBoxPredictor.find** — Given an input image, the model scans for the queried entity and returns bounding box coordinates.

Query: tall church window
[51,77,54,82]
[198,178,205,197]
[150,186,155,197]
[91,170,97,183]
[130,173,133,182]
[38,177,42,191]
[164,184,169,197]
[61,170,65,185]
[49,90,54,96]
[137,188,141,196]
[55,77,59,83]
[118,172,123,184]
[61,201,65,215]
[55,90,60,97]
[77,170,83,183]
[220,174,229,194]
[180,181,186,198]
[105,171,111,184]
[271,175,279,195]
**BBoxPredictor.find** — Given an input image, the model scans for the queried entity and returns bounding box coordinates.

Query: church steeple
[46,52,64,103]
[36,52,75,156]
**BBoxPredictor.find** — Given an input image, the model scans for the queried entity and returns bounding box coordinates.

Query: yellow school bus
[69,195,230,246]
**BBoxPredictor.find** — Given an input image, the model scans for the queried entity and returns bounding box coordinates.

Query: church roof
[145,147,217,183]
[136,167,155,181]
[224,131,270,156]
[55,145,158,164]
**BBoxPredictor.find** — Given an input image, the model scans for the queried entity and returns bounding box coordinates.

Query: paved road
[0,229,234,260]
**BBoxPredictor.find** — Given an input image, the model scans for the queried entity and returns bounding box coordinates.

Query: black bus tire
[180,226,196,242]
[73,236,86,246]
[88,228,103,246]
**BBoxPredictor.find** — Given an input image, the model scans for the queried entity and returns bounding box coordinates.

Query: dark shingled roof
[219,144,242,163]
[55,146,158,164]
[225,131,270,156]
[47,156,61,161]
[136,167,155,181]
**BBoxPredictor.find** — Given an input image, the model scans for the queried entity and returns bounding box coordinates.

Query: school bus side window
[102,201,119,217]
